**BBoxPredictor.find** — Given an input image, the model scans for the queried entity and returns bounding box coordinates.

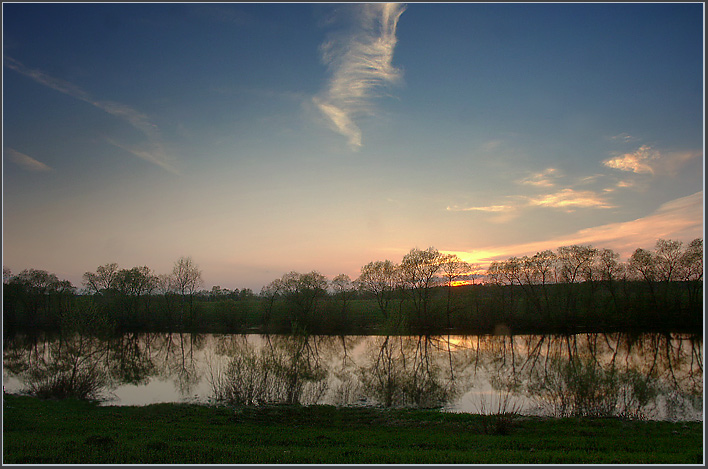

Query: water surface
[3,332,702,421]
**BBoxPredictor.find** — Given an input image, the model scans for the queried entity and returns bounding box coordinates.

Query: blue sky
[3,2,704,291]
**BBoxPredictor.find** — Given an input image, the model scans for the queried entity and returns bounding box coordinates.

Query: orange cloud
[603,145,656,174]
[446,204,515,213]
[517,167,561,187]
[527,188,615,210]
[603,145,701,176]
[444,191,703,268]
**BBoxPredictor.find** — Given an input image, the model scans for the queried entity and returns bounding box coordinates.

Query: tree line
[2,238,702,335]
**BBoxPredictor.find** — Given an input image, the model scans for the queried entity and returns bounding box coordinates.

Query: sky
[2,2,704,292]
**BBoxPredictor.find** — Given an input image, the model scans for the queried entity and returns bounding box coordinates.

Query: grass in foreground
[2,394,703,464]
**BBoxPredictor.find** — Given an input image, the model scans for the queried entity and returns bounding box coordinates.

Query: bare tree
[172,257,203,297]
[531,250,557,316]
[82,263,119,295]
[628,248,658,309]
[440,254,470,329]
[555,245,598,323]
[556,245,598,284]
[260,279,282,329]
[679,238,703,309]
[654,239,684,283]
[680,238,703,282]
[400,247,445,327]
[331,274,354,327]
[171,257,203,328]
[596,248,624,312]
[356,260,398,320]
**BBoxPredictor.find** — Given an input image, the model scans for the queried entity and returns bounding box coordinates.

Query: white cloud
[313,3,406,149]
[5,57,177,174]
[6,148,52,172]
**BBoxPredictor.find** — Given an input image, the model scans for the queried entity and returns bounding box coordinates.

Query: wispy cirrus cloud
[608,132,638,143]
[313,3,406,149]
[4,57,178,174]
[6,148,52,172]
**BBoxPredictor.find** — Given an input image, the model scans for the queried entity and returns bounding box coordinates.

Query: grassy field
[2,394,703,464]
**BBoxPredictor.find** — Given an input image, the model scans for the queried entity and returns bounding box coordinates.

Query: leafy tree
[276,271,328,330]
[8,269,75,328]
[114,266,158,327]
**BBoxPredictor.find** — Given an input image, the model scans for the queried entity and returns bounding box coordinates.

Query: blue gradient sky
[3,2,704,291]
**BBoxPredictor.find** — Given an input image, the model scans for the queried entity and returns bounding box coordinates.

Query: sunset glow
[3,3,703,292]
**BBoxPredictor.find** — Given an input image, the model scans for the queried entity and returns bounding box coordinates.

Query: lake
[3,332,702,421]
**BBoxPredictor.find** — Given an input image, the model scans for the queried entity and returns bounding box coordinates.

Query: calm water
[3,332,703,421]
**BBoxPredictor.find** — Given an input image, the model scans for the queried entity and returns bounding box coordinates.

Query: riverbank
[2,394,703,464]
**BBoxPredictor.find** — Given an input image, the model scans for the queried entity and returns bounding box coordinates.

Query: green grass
[3,394,703,464]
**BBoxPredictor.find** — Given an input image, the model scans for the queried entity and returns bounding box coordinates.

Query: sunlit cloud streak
[517,168,561,187]
[603,144,700,176]
[445,191,703,268]
[313,3,406,149]
[527,188,615,210]
[6,148,52,172]
[603,144,657,174]
[447,188,613,219]
[446,204,515,213]
[4,57,177,174]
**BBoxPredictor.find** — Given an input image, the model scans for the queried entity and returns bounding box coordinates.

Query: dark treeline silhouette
[3,239,702,336]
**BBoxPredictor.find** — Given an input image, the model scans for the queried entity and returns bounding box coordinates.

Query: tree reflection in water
[359,336,458,408]
[4,332,110,401]
[206,333,330,406]
[3,332,702,420]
